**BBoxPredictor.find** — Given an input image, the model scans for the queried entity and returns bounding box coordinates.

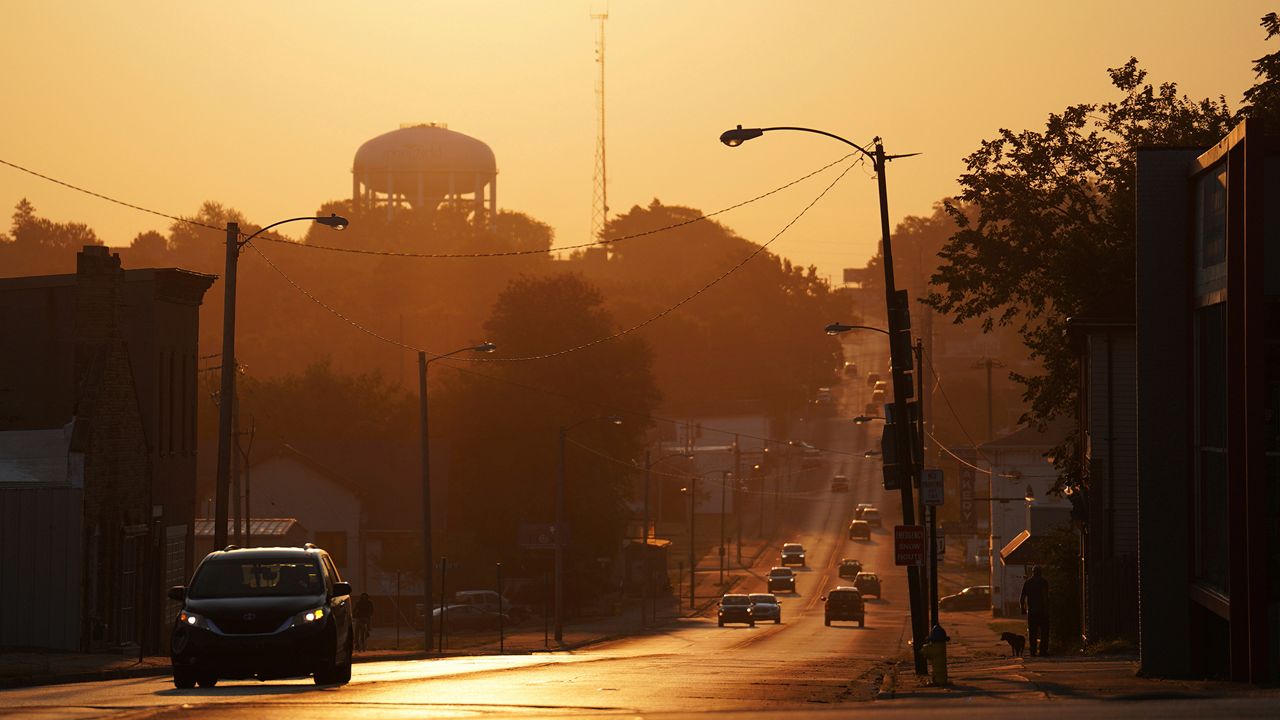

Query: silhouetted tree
[1238,12,1280,127]
[926,59,1233,492]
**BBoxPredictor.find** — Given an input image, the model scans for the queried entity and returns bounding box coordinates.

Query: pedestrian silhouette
[354,592,374,652]
[1020,566,1050,656]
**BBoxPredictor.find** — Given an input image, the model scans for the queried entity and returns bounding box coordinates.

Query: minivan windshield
[188,557,324,598]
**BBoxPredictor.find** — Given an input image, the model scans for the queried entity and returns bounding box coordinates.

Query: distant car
[872,380,888,393]
[767,566,797,593]
[861,508,882,527]
[823,586,865,627]
[453,589,524,621]
[855,503,874,517]
[939,585,992,612]
[780,543,807,567]
[798,442,822,468]
[848,519,871,541]
[853,571,881,598]
[864,402,880,417]
[830,474,849,492]
[870,389,886,404]
[866,372,881,388]
[838,558,863,579]
[718,593,755,627]
[749,593,782,624]
[843,361,859,377]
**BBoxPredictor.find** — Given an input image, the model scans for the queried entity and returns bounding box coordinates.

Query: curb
[0,664,172,690]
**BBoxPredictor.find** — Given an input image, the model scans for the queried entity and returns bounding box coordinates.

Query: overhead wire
[246,160,856,362]
[253,154,858,259]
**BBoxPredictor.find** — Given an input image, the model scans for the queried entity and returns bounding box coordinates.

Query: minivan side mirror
[167,586,185,602]
[332,581,352,597]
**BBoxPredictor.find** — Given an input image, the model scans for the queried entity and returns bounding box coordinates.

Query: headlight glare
[293,606,327,626]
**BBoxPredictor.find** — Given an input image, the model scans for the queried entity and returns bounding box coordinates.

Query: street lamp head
[825,322,855,335]
[472,342,497,353]
[720,125,763,147]
[606,415,624,425]
[1024,485,1036,503]
[315,213,349,230]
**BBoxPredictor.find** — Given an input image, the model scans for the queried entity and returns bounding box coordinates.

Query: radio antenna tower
[590,4,609,245]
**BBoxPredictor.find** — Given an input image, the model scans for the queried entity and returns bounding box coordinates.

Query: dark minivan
[168,544,354,688]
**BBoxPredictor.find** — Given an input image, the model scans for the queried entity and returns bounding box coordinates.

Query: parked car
[843,361,859,377]
[431,604,509,632]
[823,586,865,627]
[830,474,849,492]
[780,542,807,567]
[838,558,863,579]
[939,585,992,612]
[168,544,354,688]
[853,571,882,598]
[749,593,782,624]
[454,589,526,623]
[767,566,797,593]
[866,372,881,388]
[718,593,755,627]
[848,519,871,541]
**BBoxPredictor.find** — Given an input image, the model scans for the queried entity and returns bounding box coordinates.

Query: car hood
[184,593,325,616]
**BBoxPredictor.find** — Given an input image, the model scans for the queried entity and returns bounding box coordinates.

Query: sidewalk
[882,608,1280,702]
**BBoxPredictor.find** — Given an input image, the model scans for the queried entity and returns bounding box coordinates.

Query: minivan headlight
[177,610,210,630]
[292,606,327,627]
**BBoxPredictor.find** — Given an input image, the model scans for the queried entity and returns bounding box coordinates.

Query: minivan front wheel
[172,665,197,689]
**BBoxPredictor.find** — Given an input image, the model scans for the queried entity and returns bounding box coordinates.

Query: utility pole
[688,474,697,610]
[719,471,727,585]
[973,357,1007,442]
[642,449,650,629]
[213,223,240,551]
[418,351,433,655]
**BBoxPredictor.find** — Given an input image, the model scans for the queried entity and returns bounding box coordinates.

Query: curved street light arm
[425,342,497,366]
[826,322,890,336]
[237,214,348,249]
[758,126,875,160]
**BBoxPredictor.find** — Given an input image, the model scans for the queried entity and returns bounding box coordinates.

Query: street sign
[922,468,944,506]
[518,522,559,550]
[935,531,946,556]
[894,525,926,566]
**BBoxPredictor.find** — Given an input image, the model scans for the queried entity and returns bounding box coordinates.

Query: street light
[556,415,623,643]
[721,123,929,674]
[680,467,730,611]
[214,214,347,550]
[418,341,496,653]
[825,322,889,336]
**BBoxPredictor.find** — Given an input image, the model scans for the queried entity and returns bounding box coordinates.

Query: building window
[1194,302,1228,594]
[1197,163,1227,269]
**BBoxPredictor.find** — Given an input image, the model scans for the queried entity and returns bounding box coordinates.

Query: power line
[251,155,855,258]
[248,161,855,363]
[0,153,855,259]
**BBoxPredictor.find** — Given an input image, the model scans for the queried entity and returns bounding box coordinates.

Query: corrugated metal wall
[0,487,82,650]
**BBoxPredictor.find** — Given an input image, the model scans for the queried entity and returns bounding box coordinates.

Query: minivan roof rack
[223,545,240,551]
[303,542,318,549]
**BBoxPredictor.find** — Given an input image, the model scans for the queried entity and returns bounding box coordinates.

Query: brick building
[0,246,214,652]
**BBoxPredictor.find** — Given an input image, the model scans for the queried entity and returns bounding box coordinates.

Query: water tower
[352,123,497,226]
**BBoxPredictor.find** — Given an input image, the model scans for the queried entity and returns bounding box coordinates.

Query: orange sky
[0,1,1271,282]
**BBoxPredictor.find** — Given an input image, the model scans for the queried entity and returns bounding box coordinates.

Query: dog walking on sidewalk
[1001,631,1026,657]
